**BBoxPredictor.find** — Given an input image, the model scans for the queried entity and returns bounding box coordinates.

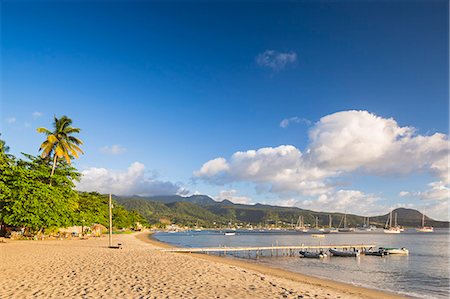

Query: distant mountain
[370,208,447,228]
[118,194,216,205]
[115,194,449,228]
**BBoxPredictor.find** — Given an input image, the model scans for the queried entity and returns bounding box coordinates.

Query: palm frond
[36,127,52,135]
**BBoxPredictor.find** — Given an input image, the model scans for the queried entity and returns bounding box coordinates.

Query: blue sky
[1,1,448,219]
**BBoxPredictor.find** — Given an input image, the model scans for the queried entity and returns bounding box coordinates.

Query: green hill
[115,195,449,228]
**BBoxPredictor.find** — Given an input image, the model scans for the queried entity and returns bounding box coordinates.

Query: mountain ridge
[115,194,449,227]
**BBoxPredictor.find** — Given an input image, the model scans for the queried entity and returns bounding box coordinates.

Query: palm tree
[37,115,84,178]
[0,133,9,153]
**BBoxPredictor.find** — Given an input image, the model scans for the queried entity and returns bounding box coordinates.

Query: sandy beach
[0,232,405,299]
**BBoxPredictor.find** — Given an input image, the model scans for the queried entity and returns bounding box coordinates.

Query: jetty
[160,243,376,258]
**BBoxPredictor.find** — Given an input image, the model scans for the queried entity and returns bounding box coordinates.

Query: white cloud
[420,181,449,201]
[76,162,185,196]
[256,50,297,71]
[32,111,43,119]
[423,200,449,221]
[195,110,449,218]
[302,190,383,216]
[280,117,311,128]
[100,145,126,155]
[399,191,410,197]
[193,157,229,179]
[195,145,332,196]
[307,110,448,179]
[6,117,16,124]
[215,189,252,205]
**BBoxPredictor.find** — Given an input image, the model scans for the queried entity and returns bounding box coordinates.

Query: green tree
[37,115,84,178]
[0,133,10,153]
[1,154,80,235]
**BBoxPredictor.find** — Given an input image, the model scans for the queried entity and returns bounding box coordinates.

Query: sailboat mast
[395,212,398,227]
[422,212,425,227]
[329,215,332,228]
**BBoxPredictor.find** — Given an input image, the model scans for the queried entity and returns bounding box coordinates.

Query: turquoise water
[154,229,450,298]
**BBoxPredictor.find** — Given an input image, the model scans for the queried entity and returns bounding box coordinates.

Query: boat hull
[299,251,327,258]
[329,248,359,257]
[381,247,409,255]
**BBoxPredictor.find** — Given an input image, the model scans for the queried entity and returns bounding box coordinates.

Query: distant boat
[295,215,309,233]
[380,247,409,255]
[384,211,401,234]
[338,214,355,232]
[311,234,325,238]
[416,212,434,232]
[329,248,359,257]
[299,250,327,258]
[224,232,236,236]
[363,248,389,256]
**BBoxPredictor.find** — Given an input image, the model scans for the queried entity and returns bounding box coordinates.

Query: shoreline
[142,231,406,299]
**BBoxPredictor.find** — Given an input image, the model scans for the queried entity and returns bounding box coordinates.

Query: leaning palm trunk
[49,155,58,185]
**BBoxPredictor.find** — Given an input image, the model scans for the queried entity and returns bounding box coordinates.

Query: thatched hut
[91,224,107,237]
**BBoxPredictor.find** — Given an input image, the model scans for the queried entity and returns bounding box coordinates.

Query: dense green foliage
[0,135,147,236]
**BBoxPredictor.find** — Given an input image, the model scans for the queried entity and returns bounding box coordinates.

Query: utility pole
[109,194,113,247]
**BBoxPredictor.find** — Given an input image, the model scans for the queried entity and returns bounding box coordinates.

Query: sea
[154,228,450,298]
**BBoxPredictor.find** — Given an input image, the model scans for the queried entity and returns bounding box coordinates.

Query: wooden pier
[160,244,376,258]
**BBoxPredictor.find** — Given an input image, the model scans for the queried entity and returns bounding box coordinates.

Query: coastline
[144,231,406,299]
[0,231,409,298]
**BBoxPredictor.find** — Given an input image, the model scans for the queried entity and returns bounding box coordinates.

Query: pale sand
[0,232,406,299]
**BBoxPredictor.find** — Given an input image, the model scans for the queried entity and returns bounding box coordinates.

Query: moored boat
[384,211,402,234]
[337,214,355,232]
[329,248,360,257]
[311,234,325,238]
[380,247,409,255]
[299,250,327,258]
[363,248,389,256]
[416,212,433,232]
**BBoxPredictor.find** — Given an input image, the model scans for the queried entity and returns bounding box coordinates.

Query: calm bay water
[154,229,450,298]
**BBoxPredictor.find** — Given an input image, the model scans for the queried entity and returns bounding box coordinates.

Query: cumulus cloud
[76,162,185,196]
[280,117,311,128]
[100,145,126,155]
[420,181,449,201]
[256,50,297,71]
[215,189,252,205]
[302,190,383,216]
[195,145,331,196]
[195,110,449,217]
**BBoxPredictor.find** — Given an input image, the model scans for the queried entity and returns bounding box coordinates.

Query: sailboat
[416,212,433,232]
[295,215,309,233]
[309,216,324,234]
[383,211,401,234]
[338,214,355,232]
[324,215,338,233]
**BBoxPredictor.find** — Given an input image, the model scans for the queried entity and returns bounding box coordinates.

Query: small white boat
[416,226,433,232]
[416,212,433,232]
[224,232,236,236]
[381,247,409,255]
[384,211,402,234]
[311,234,325,238]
